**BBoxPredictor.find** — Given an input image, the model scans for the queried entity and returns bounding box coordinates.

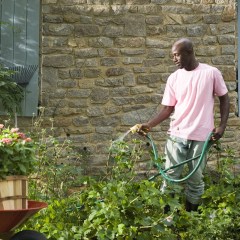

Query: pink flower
[0,124,4,129]
[1,138,12,144]
[25,138,32,142]
[17,132,26,139]
[11,128,19,133]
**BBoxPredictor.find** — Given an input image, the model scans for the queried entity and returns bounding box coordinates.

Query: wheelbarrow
[0,200,47,240]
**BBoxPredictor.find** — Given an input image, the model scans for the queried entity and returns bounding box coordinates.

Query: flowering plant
[0,124,37,179]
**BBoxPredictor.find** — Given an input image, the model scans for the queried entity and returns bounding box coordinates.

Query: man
[139,38,230,211]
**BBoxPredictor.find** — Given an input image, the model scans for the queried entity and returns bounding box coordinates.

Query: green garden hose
[146,132,214,183]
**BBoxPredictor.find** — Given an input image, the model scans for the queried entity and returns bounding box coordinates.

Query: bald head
[171,38,198,71]
[173,38,194,54]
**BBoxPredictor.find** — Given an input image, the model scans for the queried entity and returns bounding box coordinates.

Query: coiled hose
[146,132,213,183]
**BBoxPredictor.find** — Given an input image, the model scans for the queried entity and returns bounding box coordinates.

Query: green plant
[0,124,37,178]
[19,131,240,240]
[19,137,182,239]
[26,108,85,200]
[0,66,24,116]
[175,144,240,240]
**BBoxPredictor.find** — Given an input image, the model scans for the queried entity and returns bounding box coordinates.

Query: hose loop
[146,132,213,183]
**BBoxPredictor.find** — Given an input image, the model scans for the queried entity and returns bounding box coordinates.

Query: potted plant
[0,124,37,210]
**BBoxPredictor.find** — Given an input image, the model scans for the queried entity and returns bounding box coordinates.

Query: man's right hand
[138,123,151,136]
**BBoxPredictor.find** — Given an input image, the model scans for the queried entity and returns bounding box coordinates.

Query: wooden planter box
[0,176,28,210]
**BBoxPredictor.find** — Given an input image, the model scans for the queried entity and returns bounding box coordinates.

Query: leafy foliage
[0,124,37,178]
[0,66,24,116]
[19,132,240,240]
[28,108,84,200]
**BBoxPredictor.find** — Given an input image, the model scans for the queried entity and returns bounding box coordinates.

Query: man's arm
[140,105,174,133]
[212,93,230,141]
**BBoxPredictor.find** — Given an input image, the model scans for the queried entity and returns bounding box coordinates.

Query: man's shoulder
[199,63,219,72]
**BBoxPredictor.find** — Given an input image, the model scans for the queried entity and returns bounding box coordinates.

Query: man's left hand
[211,126,225,141]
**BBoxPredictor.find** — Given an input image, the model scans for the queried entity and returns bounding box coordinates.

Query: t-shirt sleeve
[161,76,177,106]
[213,68,228,96]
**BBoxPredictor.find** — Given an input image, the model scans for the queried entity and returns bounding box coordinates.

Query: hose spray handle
[130,124,148,136]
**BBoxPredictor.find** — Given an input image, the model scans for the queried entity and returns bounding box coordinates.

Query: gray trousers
[161,135,207,205]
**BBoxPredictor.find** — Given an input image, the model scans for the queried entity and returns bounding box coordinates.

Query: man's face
[171,44,190,69]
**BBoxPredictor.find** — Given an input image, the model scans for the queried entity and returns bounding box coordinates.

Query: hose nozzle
[130,124,142,133]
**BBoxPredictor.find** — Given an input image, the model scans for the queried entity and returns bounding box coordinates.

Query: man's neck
[185,61,199,71]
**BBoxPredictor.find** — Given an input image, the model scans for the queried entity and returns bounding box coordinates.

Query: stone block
[68,99,88,108]
[90,88,109,103]
[162,5,192,14]
[123,74,136,87]
[221,45,235,55]
[130,86,154,94]
[96,77,123,87]
[146,16,164,25]
[126,0,151,3]
[167,25,186,37]
[110,87,130,97]
[87,107,104,117]
[105,106,121,115]
[203,15,221,24]
[218,35,235,45]
[187,25,207,37]
[75,48,99,58]
[112,97,134,106]
[72,117,89,127]
[218,23,235,34]
[138,74,161,84]
[146,38,171,48]
[75,24,100,36]
[123,15,146,37]
[222,5,236,22]
[95,126,114,134]
[212,55,235,65]
[120,49,145,55]
[146,26,165,36]
[43,14,63,23]
[143,59,162,67]
[122,57,143,64]
[202,36,217,45]
[102,25,124,37]
[195,46,219,56]
[84,69,101,78]
[182,15,202,24]
[90,116,120,126]
[59,0,86,4]
[57,79,77,88]
[47,23,74,35]
[115,37,145,47]
[92,5,111,16]
[42,67,58,88]
[106,67,125,77]
[76,59,98,68]
[89,37,114,48]
[134,95,152,104]
[100,58,118,66]
[43,55,74,67]
[67,89,91,98]
[70,69,83,79]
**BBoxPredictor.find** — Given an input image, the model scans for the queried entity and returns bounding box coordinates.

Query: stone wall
[38,0,238,173]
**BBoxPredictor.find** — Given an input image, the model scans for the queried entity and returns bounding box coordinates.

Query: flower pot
[0,175,28,210]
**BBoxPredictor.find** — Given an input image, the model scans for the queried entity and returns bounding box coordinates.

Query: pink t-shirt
[162,63,228,141]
